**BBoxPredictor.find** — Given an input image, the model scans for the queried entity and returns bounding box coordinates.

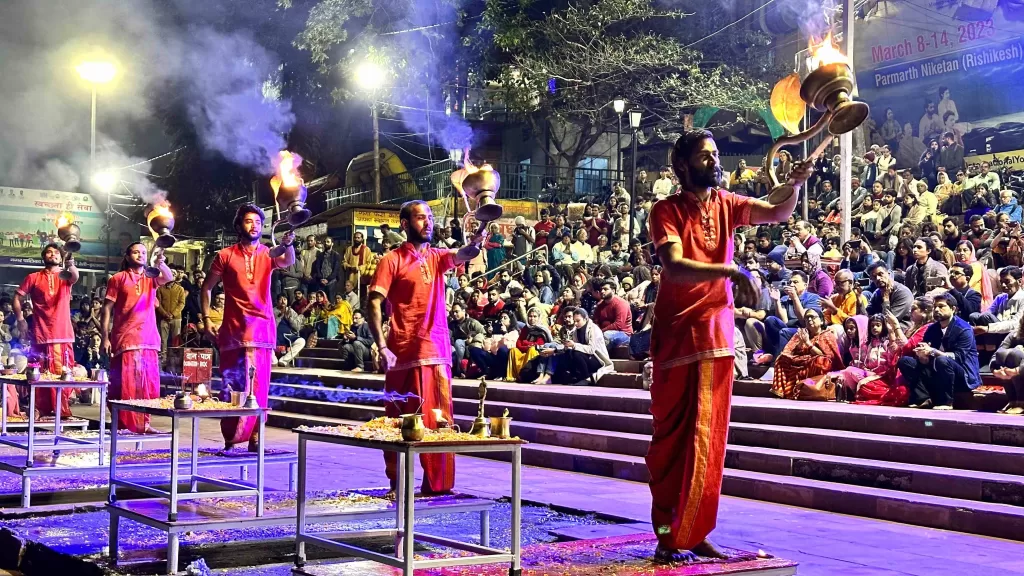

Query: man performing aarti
[100,243,174,433]
[13,243,78,417]
[366,200,482,495]
[202,204,295,452]
[646,130,811,562]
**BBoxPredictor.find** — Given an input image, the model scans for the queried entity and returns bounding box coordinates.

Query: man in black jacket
[898,292,980,409]
[946,263,982,321]
[340,310,374,372]
[312,237,343,302]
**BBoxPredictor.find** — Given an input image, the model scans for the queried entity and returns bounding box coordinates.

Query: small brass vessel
[401,413,426,441]
[468,378,491,438]
[489,416,512,439]
[173,391,193,410]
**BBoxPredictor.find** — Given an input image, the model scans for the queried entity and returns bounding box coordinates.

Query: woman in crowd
[513,308,557,384]
[802,252,834,299]
[902,192,927,232]
[856,300,933,405]
[470,311,518,381]
[550,286,579,319]
[771,309,844,400]
[484,223,506,279]
[955,240,994,308]
[325,293,354,339]
[891,237,916,271]
[831,314,898,402]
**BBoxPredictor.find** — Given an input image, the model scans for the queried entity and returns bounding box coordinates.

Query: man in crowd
[946,263,982,321]
[966,161,1000,193]
[786,221,823,258]
[14,244,78,417]
[652,166,673,200]
[645,129,807,562]
[971,266,1024,335]
[156,268,186,360]
[904,237,949,297]
[274,294,306,367]
[534,209,554,250]
[759,271,822,362]
[340,310,374,372]
[343,231,373,294]
[366,200,482,495]
[898,292,980,409]
[939,131,963,173]
[866,262,914,327]
[202,204,295,452]
[594,279,633,348]
[312,236,343,301]
[299,235,319,293]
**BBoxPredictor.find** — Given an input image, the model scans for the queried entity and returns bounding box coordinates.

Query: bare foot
[532,375,551,385]
[653,544,698,564]
[753,353,774,365]
[384,489,396,500]
[691,538,730,559]
[351,367,364,373]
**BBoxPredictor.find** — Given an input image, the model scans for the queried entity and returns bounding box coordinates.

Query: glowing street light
[75,61,117,84]
[76,58,118,273]
[91,170,118,194]
[354,60,387,203]
[612,98,625,183]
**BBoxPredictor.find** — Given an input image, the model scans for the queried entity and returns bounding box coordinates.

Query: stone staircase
[262,339,1024,541]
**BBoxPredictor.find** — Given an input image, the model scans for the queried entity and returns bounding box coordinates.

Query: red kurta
[645,188,752,551]
[210,243,280,446]
[105,270,162,433]
[369,242,458,492]
[18,269,75,417]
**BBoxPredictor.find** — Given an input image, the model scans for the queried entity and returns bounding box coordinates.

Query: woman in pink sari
[833,315,898,401]
[856,297,934,406]
[955,240,993,309]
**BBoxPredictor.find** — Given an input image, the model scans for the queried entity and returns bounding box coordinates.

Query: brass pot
[401,413,426,441]
[799,62,870,136]
[57,224,82,253]
[277,184,312,227]
[148,211,177,249]
[173,391,193,410]
[489,416,512,439]
[26,367,40,382]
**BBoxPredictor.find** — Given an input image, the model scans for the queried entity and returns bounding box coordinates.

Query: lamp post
[355,60,387,204]
[613,98,625,186]
[77,60,116,275]
[628,109,642,245]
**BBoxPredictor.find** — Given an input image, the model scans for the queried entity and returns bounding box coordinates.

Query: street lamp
[628,109,642,245]
[613,98,625,185]
[355,60,387,204]
[76,61,117,171]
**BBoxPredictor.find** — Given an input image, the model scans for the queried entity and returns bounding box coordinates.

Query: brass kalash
[450,152,502,261]
[144,202,177,278]
[54,212,80,281]
[764,33,870,203]
[269,151,312,258]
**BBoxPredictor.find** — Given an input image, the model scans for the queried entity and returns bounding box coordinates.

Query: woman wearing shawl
[801,252,834,299]
[470,311,518,380]
[955,240,994,309]
[511,307,555,383]
[856,299,934,406]
[771,309,844,399]
[831,315,899,400]
[325,294,354,339]
[484,223,506,279]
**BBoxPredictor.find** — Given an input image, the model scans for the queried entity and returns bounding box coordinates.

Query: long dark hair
[120,242,146,272]
[868,313,890,342]
[893,237,916,268]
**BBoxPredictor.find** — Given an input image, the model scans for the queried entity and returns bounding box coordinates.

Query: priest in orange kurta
[646,131,810,562]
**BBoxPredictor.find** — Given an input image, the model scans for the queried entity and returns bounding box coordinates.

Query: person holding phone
[904,237,950,298]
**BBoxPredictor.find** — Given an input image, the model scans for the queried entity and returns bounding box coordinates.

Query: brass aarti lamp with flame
[145,203,177,278]
[269,151,311,258]
[450,151,502,261]
[54,212,80,281]
[765,33,870,202]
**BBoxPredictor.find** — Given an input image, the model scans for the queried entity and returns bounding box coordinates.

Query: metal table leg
[256,410,265,516]
[168,415,180,522]
[1,379,7,435]
[403,447,415,576]
[190,417,199,492]
[26,390,34,467]
[288,461,296,491]
[109,510,119,566]
[295,436,307,568]
[394,450,406,557]
[109,406,120,503]
[510,445,522,576]
[480,509,490,547]
[167,532,179,575]
[21,476,30,508]
[53,385,62,438]
[97,384,107,466]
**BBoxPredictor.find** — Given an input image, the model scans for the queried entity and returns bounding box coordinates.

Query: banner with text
[855,1,1024,156]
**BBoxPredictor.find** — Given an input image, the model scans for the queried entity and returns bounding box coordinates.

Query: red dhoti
[4,385,20,418]
[109,349,160,433]
[219,347,272,446]
[32,343,74,418]
[383,364,455,493]
[645,356,733,551]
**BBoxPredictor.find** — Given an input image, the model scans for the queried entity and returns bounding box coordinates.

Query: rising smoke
[0,0,295,203]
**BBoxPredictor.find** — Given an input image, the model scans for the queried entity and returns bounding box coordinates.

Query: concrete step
[472,442,1024,541]
[299,348,644,373]
[301,346,339,359]
[267,396,385,422]
[452,398,653,436]
[449,414,650,458]
[729,422,1024,476]
[724,444,1024,506]
[734,377,1008,410]
[266,410,359,430]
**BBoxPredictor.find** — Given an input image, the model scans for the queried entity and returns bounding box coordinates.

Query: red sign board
[181,348,214,384]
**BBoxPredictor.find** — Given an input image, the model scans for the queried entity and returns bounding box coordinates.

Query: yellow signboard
[965,149,1024,173]
[353,209,400,227]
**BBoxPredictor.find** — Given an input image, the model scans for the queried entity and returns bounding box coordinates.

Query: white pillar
[840,0,855,243]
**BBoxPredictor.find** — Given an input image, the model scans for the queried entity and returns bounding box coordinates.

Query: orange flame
[807,32,847,70]
[450,148,497,196]
[54,212,74,229]
[271,151,303,196]
[147,202,173,227]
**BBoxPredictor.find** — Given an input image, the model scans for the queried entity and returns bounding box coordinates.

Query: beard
[43,257,61,267]
[689,164,723,189]
[408,226,432,244]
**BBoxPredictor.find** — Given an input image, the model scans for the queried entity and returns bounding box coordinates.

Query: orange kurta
[645,188,752,551]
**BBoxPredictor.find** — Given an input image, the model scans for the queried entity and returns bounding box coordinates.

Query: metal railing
[481,244,550,279]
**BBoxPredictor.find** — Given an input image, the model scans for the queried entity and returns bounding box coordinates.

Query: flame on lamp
[806,32,847,71]
[147,201,177,250]
[146,203,174,233]
[271,151,303,195]
[54,212,74,229]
